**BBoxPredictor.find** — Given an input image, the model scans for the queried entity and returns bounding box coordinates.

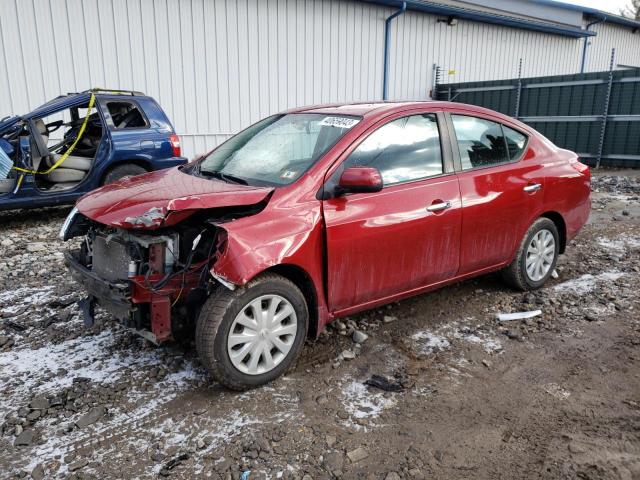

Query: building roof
[531,0,640,29]
[361,0,640,37]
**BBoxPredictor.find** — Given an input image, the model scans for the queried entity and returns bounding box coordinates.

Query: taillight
[169,134,181,157]
[570,157,590,175]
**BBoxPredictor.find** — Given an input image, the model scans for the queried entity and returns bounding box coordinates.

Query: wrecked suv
[0,89,185,210]
[61,102,590,390]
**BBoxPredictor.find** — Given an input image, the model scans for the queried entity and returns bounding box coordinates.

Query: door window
[503,125,528,161]
[451,115,511,170]
[344,114,443,186]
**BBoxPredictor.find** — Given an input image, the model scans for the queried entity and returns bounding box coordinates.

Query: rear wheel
[501,217,559,291]
[102,163,147,185]
[196,273,308,390]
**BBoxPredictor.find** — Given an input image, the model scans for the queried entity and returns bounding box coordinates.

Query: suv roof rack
[87,88,146,96]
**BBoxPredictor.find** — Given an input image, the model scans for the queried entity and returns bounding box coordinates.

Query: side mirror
[335,166,383,196]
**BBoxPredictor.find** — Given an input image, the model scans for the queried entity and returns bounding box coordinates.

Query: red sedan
[61,101,591,389]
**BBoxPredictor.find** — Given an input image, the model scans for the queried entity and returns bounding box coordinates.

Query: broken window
[30,103,103,191]
[106,101,148,129]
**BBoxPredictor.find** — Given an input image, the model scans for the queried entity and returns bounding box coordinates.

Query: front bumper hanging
[65,250,202,344]
[65,251,132,321]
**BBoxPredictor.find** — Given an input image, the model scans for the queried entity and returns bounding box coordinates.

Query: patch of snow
[22,354,206,473]
[598,235,640,253]
[340,380,397,421]
[583,303,618,318]
[150,412,260,474]
[543,383,570,400]
[454,331,503,353]
[0,328,207,448]
[554,271,625,295]
[411,331,451,354]
[0,285,56,314]
[412,320,503,356]
[0,332,149,404]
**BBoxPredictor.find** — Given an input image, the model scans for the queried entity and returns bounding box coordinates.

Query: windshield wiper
[198,169,248,185]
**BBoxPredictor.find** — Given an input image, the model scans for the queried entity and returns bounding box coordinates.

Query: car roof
[286,100,526,128]
[289,101,435,117]
[24,89,148,120]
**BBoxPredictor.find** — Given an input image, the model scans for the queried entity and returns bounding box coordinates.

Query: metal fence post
[596,48,615,169]
[432,63,440,99]
[514,58,523,118]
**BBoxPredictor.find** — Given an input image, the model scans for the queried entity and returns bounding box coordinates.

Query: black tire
[102,163,147,185]
[501,217,559,291]
[196,273,309,390]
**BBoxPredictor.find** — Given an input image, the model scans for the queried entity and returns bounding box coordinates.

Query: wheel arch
[261,264,319,339]
[540,211,567,253]
[100,159,152,184]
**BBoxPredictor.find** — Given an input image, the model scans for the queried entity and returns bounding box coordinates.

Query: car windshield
[194,113,361,186]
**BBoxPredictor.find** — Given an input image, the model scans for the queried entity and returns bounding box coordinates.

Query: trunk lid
[76,167,274,229]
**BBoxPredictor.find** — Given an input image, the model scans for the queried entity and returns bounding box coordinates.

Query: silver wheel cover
[525,229,556,282]
[227,294,298,375]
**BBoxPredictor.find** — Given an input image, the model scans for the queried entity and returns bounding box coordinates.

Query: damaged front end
[61,202,266,343]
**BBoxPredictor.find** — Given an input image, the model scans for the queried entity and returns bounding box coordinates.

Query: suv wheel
[501,217,559,291]
[196,273,308,390]
[102,163,147,185]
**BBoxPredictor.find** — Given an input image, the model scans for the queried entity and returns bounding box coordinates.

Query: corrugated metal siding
[1,0,639,158]
[387,12,585,100]
[586,22,640,71]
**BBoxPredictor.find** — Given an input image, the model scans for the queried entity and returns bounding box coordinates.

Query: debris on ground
[497,309,542,322]
[364,374,405,392]
[352,330,369,343]
[159,453,190,476]
[346,447,369,463]
[0,171,639,478]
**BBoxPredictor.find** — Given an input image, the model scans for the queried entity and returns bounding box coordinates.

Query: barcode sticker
[319,117,360,129]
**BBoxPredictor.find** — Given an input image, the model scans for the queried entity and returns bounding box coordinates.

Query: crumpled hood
[76,167,273,229]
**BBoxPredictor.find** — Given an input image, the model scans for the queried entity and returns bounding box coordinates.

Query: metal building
[1,0,639,158]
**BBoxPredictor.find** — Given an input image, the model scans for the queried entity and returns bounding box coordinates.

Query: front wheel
[501,217,559,291]
[196,273,308,390]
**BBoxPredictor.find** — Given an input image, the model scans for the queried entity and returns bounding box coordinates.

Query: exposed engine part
[63,203,261,343]
[92,235,132,282]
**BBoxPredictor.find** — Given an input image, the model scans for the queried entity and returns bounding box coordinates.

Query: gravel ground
[0,170,639,480]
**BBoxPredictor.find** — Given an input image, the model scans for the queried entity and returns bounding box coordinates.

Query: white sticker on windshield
[319,116,360,129]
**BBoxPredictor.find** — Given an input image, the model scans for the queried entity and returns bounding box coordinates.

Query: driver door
[323,112,462,313]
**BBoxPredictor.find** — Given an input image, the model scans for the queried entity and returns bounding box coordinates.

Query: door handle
[524,183,542,193]
[427,201,452,212]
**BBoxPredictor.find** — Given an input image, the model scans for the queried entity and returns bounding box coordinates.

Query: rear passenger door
[446,112,544,275]
[100,99,158,161]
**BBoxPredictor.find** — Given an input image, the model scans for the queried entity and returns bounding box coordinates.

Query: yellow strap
[13,93,96,175]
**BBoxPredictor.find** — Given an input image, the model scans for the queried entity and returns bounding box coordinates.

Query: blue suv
[0,89,186,210]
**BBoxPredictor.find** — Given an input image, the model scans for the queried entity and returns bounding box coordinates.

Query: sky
[560,0,633,15]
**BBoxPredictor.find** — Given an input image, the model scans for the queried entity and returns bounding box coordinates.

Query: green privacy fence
[434,52,640,167]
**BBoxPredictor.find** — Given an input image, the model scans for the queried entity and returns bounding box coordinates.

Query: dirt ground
[0,169,639,480]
